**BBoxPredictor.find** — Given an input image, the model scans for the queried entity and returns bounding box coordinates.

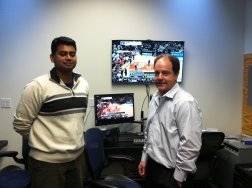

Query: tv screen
[112,40,184,84]
[94,93,135,126]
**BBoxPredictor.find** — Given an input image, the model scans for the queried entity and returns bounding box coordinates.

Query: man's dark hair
[51,36,76,55]
[154,54,180,75]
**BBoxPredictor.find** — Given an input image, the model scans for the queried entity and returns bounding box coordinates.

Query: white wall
[0,0,246,167]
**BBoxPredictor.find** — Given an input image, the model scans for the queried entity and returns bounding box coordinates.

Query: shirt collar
[153,83,180,101]
[162,83,180,99]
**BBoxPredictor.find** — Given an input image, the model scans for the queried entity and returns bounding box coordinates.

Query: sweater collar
[49,68,81,84]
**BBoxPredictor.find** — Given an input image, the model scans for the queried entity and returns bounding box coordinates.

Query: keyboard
[119,133,135,142]
[119,133,144,145]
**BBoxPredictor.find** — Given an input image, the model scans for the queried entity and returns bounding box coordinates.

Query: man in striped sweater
[13,36,89,188]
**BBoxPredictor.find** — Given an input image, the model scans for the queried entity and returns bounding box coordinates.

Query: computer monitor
[94,93,135,126]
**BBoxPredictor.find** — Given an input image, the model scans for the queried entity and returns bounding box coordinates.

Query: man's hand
[138,160,147,177]
[176,180,183,188]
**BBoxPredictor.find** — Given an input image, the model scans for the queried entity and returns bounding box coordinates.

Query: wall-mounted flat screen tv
[112,40,184,84]
[94,93,135,126]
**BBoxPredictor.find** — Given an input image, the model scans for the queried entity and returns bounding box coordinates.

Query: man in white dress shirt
[138,54,202,188]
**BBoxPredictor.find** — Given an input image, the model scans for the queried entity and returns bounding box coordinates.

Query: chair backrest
[199,131,225,158]
[85,128,105,180]
[194,131,225,184]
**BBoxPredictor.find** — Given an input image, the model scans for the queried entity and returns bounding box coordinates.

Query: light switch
[0,98,12,108]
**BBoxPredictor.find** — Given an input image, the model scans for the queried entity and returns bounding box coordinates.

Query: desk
[103,137,144,181]
[214,140,252,188]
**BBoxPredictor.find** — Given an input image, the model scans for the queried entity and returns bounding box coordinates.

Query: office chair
[0,139,30,188]
[194,131,225,188]
[85,127,141,188]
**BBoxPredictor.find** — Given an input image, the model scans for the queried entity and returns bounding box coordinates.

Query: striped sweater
[13,68,89,163]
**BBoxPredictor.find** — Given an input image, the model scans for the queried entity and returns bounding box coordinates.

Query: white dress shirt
[141,83,202,182]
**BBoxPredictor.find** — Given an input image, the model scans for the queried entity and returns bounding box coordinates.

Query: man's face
[50,44,77,73]
[154,57,178,95]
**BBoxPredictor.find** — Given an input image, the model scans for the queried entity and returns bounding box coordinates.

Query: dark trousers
[146,157,195,188]
[28,152,86,188]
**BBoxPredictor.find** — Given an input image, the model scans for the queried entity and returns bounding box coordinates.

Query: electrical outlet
[0,98,12,108]
[88,98,94,107]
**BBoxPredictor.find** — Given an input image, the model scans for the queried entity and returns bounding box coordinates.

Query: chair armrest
[0,140,8,149]
[0,151,25,164]
[108,154,135,163]
[0,151,18,158]
[91,180,119,188]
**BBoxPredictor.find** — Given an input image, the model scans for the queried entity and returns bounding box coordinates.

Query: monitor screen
[112,40,184,84]
[94,93,135,126]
